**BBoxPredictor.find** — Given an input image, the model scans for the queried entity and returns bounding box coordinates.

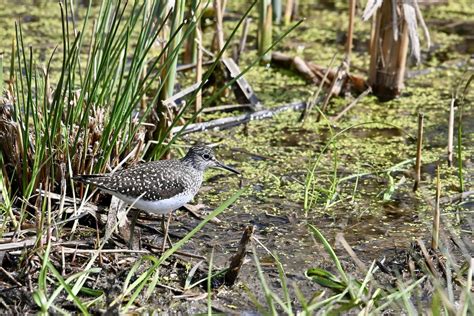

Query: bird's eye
[202,153,211,160]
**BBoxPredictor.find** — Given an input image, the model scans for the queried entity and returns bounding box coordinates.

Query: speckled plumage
[74,146,239,214]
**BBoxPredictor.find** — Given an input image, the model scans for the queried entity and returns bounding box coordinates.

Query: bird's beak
[214,159,240,175]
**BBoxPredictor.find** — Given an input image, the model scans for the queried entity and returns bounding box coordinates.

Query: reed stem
[283,0,293,25]
[413,112,424,191]
[447,97,455,167]
[431,165,441,250]
[346,0,356,70]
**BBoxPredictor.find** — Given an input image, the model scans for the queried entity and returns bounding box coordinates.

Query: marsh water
[0,0,473,313]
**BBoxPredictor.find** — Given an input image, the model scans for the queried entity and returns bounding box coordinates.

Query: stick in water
[413,112,424,191]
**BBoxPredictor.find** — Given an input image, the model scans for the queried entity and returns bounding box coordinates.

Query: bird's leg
[161,213,172,253]
[128,210,140,250]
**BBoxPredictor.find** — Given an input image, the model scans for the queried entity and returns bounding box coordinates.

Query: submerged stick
[413,112,424,191]
[224,225,254,286]
[447,97,455,167]
[432,165,441,250]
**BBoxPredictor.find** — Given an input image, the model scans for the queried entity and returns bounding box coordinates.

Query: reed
[258,0,273,63]
[364,0,429,100]
[283,0,293,25]
[272,0,282,24]
[413,113,424,191]
[431,165,441,250]
[447,97,455,167]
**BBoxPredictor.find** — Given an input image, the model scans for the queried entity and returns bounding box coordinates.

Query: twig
[336,233,367,273]
[182,204,221,224]
[0,266,22,286]
[332,87,372,121]
[416,239,440,278]
[316,59,348,122]
[176,60,215,72]
[437,190,474,204]
[224,225,254,286]
[202,103,252,113]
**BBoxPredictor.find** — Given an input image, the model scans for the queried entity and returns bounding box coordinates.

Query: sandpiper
[73,145,240,250]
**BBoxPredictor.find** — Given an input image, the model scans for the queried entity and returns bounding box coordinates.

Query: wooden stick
[176,60,215,72]
[413,113,424,191]
[214,0,225,53]
[171,101,306,135]
[316,59,347,122]
[224,225,254,286]
[202,103,252,113]
[346,0,356,70]
[447,97,455,167]
[432,165,441,250]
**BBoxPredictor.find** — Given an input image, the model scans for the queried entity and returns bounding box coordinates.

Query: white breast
[106,191,195,215]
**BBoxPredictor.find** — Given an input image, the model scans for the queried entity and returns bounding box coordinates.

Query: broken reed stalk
[432,165,441,250]
[413,112,424,191]
[316,59,347,122]
[140,62,148,112]
[195,4,203,121]
[447,97,455,167]
[301,54,336,122]
[368,0,409,100]
[346,0,356,70]
[183,0,200,64]
[283,0,293,25]
[259,0,273,63]
[224,225,254,286]
[214,0,225,53]
[236,17,251,64]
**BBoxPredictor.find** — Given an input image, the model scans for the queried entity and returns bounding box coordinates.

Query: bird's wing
[105,161,191,200]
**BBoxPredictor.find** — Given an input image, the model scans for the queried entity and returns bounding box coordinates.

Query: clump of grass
[249,224,473,314]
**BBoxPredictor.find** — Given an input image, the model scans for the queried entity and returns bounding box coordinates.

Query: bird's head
[183,146,240,174]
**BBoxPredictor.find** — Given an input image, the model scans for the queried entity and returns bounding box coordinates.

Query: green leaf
[306,268,346,292]
[308,224,348,284]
